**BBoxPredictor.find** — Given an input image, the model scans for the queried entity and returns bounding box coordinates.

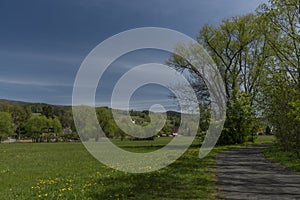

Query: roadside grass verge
[264,145,300,173]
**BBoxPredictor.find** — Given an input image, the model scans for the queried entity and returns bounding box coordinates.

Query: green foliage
[0,103,31,140]
[25,115,63,142]
[259,0,299,75]
[73,106,99,141]
[219,93,255,145]
[42,105,54,118]
[263,85,300,156]
[9,105,30,139]
[258,0,300,156]
[0,112,14,142]
[288,100,300,122]
[0,101,182,142]
[168,14,267,145]
[0,102,11,112]
[95,107,182,139]
[199,14,271,145]
[48,117,63,134]
[25,115,48,134]
[56,109,74,129]
[198,14,268,101]
[25,115,48,142]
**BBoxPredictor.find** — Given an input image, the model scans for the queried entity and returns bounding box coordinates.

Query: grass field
[0,138,233,200]
[0,136,273,199]
[254,135,276,144]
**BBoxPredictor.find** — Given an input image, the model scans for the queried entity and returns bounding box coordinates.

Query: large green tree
[200,14,270,144]
[259,0,300,155]
[168,14,269,144]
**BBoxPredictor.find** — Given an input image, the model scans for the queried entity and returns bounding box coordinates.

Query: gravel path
[216,144,300,200]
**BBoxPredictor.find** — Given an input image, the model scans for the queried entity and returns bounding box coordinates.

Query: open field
[0,138,232,200]
[254,135,275,144]
[0,136,274,199]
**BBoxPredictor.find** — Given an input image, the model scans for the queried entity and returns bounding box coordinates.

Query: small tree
[0,112,14,143]
[25,115,48,142]
[9,105,29,140]
[48,117,62,134]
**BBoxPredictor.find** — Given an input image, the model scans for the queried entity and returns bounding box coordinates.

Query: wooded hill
[0,99,185,142]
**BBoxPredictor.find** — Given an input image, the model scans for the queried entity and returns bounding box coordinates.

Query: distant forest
[0,99,193,143]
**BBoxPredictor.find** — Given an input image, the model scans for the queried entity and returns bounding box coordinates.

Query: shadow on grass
[88,148,216,200]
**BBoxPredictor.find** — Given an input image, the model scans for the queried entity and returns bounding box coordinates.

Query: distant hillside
[0,99,31,106]
[0,99,182,138]
[166,110,181,118]
[0,99,180,115]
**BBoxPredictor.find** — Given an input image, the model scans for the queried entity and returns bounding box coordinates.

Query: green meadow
[0,139,210,199]
[0,136,274,200]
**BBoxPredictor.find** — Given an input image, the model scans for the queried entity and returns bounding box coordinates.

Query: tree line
[0,101,184,143]
[0,102,76,143]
